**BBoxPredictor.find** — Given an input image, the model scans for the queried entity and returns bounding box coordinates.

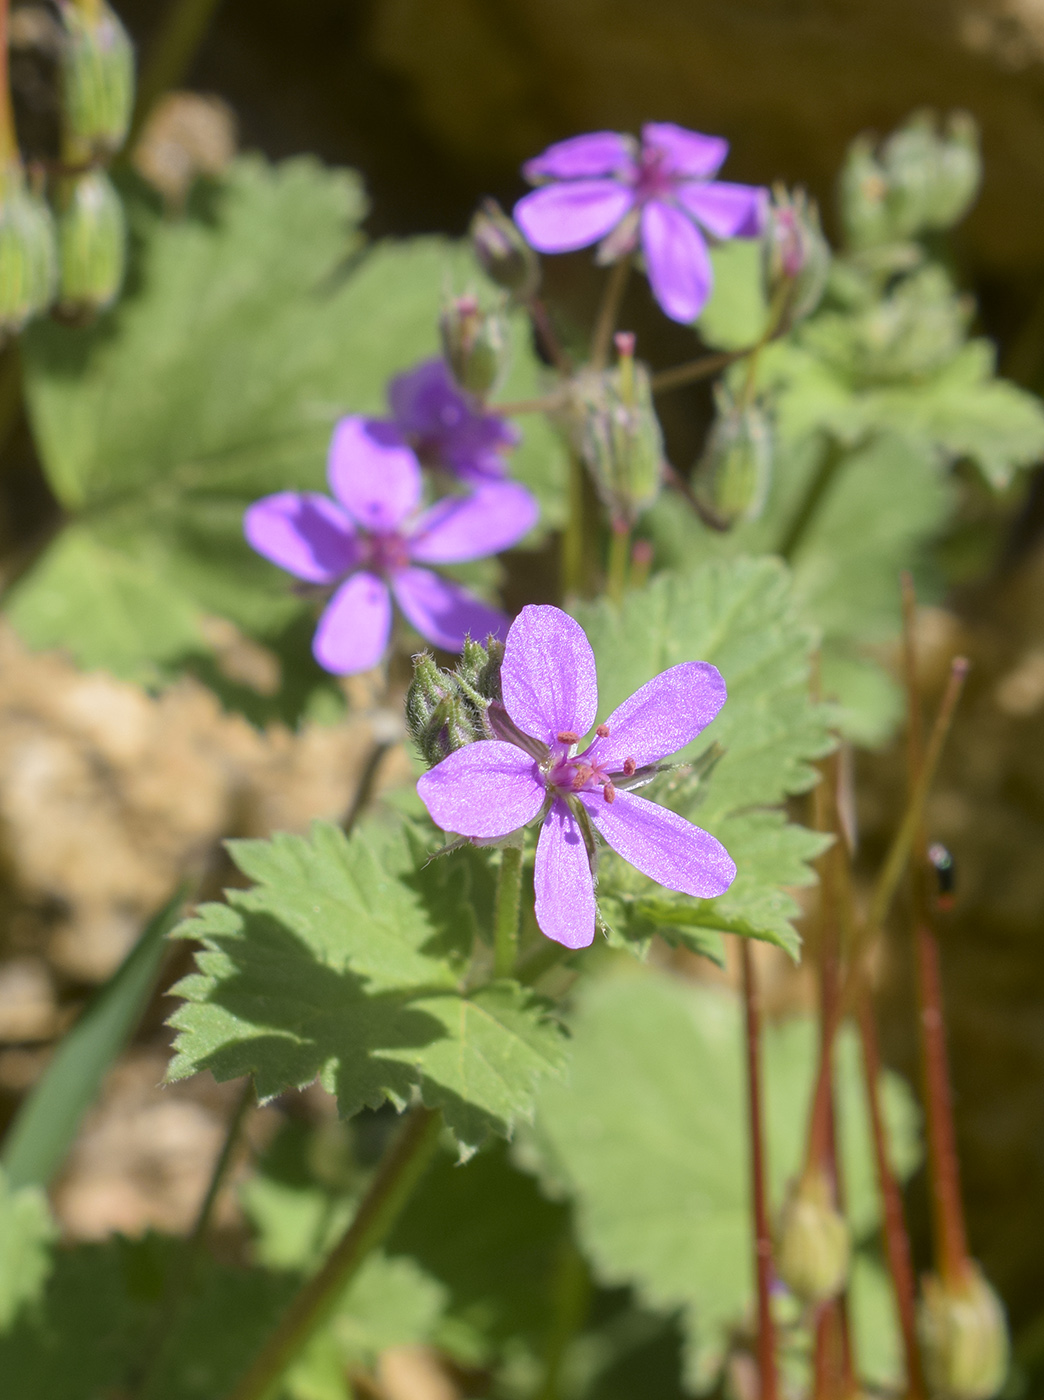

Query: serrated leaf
[0,1169,56,1332]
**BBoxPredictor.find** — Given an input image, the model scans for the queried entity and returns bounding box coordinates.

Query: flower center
[633,146,676,204]
[362,530,411,575]
[541,725,636,806]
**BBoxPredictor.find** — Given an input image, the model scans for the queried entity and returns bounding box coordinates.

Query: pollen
[571,764,593,788]
[623,756,637,776]
[557,730,579,744]
[603,781,617,803]
[596,723,610,738]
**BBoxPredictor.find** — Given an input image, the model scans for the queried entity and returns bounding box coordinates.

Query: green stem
[128,0,226,146]
[777,433,847,563]
[606,522,630,605]
[536,1238,591,1400]
[560,451,586,599]
[225,1106,442,1400]
[651,347,751,395]
[493,842,524,979]
[0,0,17,167]
[590,259,630,371]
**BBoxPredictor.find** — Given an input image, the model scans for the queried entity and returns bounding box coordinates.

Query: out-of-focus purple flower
[387,359,520,485]
[514,123,766,324]
[417,604,736,948]
[244,417,538,675]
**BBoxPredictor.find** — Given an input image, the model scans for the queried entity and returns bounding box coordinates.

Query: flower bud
[405,642,503,768]
[839,136,894,251]
[763,186,830,328]
[455,634,504,704]
[439,294,510,400]
[59,0,135,159]
[919,1265,1009,1400]
[692,386,773,528]
[775,1169,850,1306]
[470,198,540,302]
[55,168,125,319]
[0,165,57,338]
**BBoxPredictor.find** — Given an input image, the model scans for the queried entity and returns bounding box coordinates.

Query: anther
[603,782,616,804]
[596,723,610,738]
[557,730,579,744]
[623,756,637,776]
[571,764,592,788]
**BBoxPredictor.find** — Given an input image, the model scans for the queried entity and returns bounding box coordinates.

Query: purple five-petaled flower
[244,417,538,675]
[386,359,520,485]
[514,122,765,325]
[417,604,736,949]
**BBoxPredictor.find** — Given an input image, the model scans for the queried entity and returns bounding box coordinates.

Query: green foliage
[527,966,921,1391]
[573,558,833,957]
[0,1168,56,1331]
[167,816,567,1152]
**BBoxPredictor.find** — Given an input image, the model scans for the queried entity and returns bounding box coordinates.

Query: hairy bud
[440,293,509,400]
[0,165,57,338]
[55,169,125,319]
[470,198,540,302]
[763,186,830,328]
[59,0,135,159]
[692,386,773,528]
[775,1169,850,1306]
[919,1265,1009,1400]
[405,639,504,767]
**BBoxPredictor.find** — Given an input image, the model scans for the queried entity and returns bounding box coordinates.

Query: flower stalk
[0,0,17,169]
[493,840,524,978]
[590,257,631,370]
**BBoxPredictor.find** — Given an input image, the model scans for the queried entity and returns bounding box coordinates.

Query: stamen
[557,730,579,744]
[623,756,637,776]
[603,782,616,804]
[596,723,610,738]
[571,764,592,789]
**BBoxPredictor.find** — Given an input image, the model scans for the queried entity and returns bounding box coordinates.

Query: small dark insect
[928,842,956,911]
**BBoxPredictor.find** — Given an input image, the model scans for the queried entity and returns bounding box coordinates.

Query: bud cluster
[439,293,510,401]
[692,385,774,528]
[762,185,830,330]
[0,165,57,337]
[469,198,540,304]
[405,636,505,768]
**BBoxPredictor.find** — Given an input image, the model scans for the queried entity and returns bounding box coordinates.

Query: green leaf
[528,966,921,1391]
[2,885,186,1189]
[696,240,768,351]
[0,1169,56,1332]
[167,817,567,1151]
[572,559,833,956]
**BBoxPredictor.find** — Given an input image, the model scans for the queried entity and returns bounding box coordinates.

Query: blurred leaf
[849,1252,905,1390]
[167,817,567,1152]
[696,241,768,351]
[0,1169,56,1332]
[572,559,833,956]
[1,884,186,1189]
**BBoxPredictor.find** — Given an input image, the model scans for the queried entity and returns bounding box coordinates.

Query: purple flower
[387,359,520,485]
[244,417,538,675]
[417,604,736,949]
[513,122,765,325]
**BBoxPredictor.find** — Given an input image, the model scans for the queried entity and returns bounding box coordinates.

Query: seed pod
[59,0,134,159]
[470,198,540,302]
[439,293,510,400]
[919,1265,1009,1400]
[763,186,831,328]
[692,386,773,528]
[883,110,981,238]
[775,1168,850,1306]
[0,164,58,338]
[55,168,125,319]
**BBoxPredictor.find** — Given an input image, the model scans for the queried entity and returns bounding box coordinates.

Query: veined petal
[388,359,464,438]
[501,604,598,746]
[244,492,357,582]
[417,741,544,839]
[408,483,539,564]
[514,181,634,254]
[313,571,391,675]
[392,567,507,652]
[640,201,713,324]
[676,180,766,239]
[523,131,636,181]
[580,788,736,898]
[642,122,728,178]
[328,416,421,530]
[590,662,727,771]
[534,799,597,949]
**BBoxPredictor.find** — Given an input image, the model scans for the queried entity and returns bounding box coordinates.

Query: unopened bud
[439,293,509,400]
[775,1169,850,1306]
[59,0,135,159]
[919,1265,1009,1400]
[405,640,504,768]
[763,186,830,327]
[470,198,540,302]
[455,634,504,703]
[0,165,57,338]
[55,168,125,319]
[692,386,773,528]
[839,135,893,251]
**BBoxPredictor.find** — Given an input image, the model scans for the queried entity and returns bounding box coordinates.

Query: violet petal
[417,741,545,839]
[676,180,766,239]
[642,122,728,179]
[391,567,508,652]
[590,662,727,771]
[244,491,358,583]
[409,483,539,564]
[313,570,392,675]
[387,359,467,438]
[327,415,421,531]
[640,200,713,324]
[501,604,598,746]
[523,131,636,182]
[514,181,635,254]
[581,788,736,897]
[534,799,597,949]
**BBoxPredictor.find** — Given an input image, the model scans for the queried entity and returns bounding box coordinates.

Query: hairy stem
[740,939,779,1400]
[491,391,568,417]
[560,451,587,599]
[526,294,572,376]
[537,1237,590,1400]
[225,1106,442,1400]
[777,434,847,564]
[650,347,750,395]
[590,259,631,371]
[493,842,524,979]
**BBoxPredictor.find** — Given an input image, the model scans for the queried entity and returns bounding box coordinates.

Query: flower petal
[417,741,544,839]
[580,788,736,897]
[388,359,468,438]
[327,416,421,530]
[388,359,519,484]
[523,131,636,181]
[501,604,598,746]
[676,180,766,239]
[589,662,727,771]
[514,181,635,254]
[408,483,539,564]
[640,200,713,324]
[313,571,391,675]
[642,122,728,178]
[244,491,357,582]
[534,799,597,948]
[391,567,508,651]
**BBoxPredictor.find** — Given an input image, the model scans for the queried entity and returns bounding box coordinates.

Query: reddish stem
[740,939,779,1400]
[0,0,17,167]
[526,294,573,376]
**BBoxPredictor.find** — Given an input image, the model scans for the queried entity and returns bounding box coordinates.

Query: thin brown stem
[740,940,779,1400]
[650,347,750,394]
[590,259,631,371]
[490,391,568,417]
[526,294,572,376]
[0,0,16,167]
[128,0,226,148]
